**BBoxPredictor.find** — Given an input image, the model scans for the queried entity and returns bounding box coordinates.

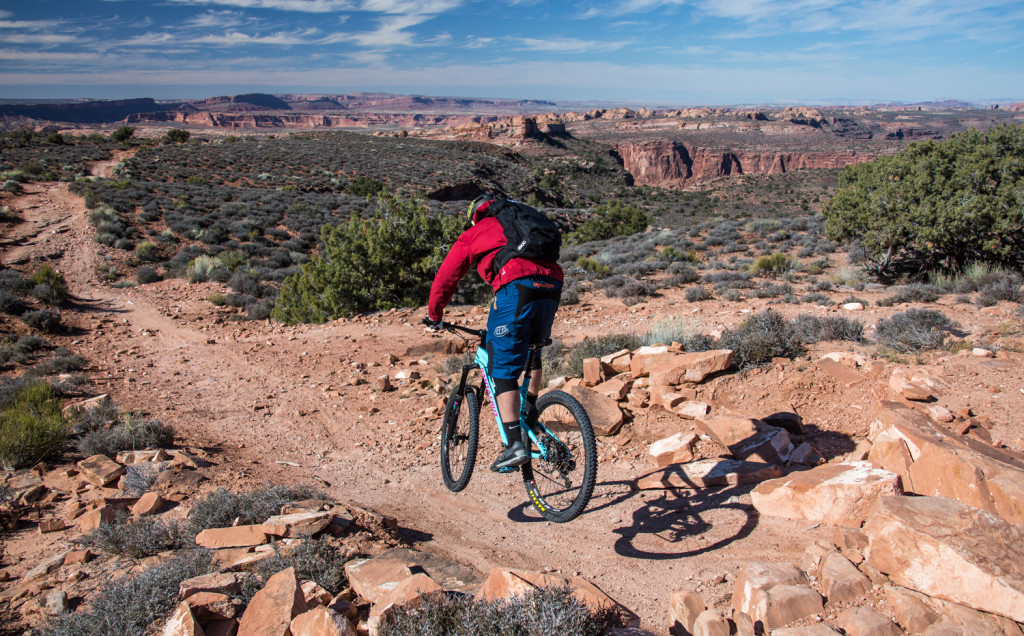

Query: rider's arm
[427,229,476,321]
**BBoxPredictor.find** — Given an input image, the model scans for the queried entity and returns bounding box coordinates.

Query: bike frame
[446,324,558,461]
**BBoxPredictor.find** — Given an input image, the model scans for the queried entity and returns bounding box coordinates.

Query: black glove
[423,316,444,331]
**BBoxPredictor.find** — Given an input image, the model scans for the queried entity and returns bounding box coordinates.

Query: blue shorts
[486,276,562,380]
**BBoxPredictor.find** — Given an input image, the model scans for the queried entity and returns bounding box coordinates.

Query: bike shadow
[506,477,758,560]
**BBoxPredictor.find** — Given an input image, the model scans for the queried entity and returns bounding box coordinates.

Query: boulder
[560,385,625,436]
[889,371,933,401]
[750,584,823,630]
[629,346,678,378]
[867,403,1024,525]
[300,580,333,608]
[601,349,632,374]
[864,495,1024,622]
[260,512,330,538]
[790,442,823,466]
[820,552,872,604]
[651,389,687,410]
[839,607,905,636]
[751,462,903,527]
[669,590,705,636]
[582,358,604,387]
[772,627,841,636]
[732,562,808,619]
[692,608,731,636]
[694,416,792,462]
[638,459,782,490]
[344,558,412,605]
[77,455,124,487]
[730,427,793,464]
[237,567,306,636]
[648,350,734,386]
[798,539,838,578]
[366,573,441,634]
[164,602,204,636]
[649,432,698,468]
[195,525,268,549]
[290,606,355,636]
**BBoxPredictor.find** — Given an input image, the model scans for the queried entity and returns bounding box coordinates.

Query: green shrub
[82,511,190,558]
[186,255,225,283]
[575,256,610,277]
[555,333,644,378]
[720,310,805,368]
[163,129,190,143]
[254,537,349,595]
[134,241,159,261]
[23,309,62,333]
[749,253,793,277]
[77,415,174,457]
[208,292,226,306]
[877,283,942,307]
[110,125,135,142]
[566,200,650,245]
[378,585,606,636]
[685,286,712,302]
[344,176,386,197]
[1,180,21,194]
[39,550,212,636]
[874,309,958,352]
[0,380,68,470]
[273,191,462,323]
[824,124,1024,279]
[29,264,69,305]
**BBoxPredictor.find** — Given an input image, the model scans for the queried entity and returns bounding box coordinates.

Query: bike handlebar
[421,317,486,338]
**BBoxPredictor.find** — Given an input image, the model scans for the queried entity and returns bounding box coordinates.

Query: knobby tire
[440,385,480,492]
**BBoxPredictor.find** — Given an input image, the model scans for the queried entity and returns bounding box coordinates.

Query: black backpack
[486,199,561,274]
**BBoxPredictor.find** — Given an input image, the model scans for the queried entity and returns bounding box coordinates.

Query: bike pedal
[494,466,520,474]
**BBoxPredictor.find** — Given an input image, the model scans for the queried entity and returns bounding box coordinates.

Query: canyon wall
[614,141,872,188]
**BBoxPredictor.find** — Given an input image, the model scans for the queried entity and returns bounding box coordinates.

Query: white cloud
[0,19,62,29]
[183,10,250,28]
[465,36,495,48]
[189,28,322,45]
[0,49,99,62]
[170,0,355,12]
[517,37,630,53]
[118,32,179,46]
[580,0,685,18]
[358,0,462,14]
[1,33,79,45]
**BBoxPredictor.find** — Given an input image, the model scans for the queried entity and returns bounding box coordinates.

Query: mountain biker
[425,195,563,472]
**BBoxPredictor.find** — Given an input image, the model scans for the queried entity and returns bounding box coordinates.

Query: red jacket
[428,216,563,320]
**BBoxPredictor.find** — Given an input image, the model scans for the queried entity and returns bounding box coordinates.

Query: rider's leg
[493,378,522,445]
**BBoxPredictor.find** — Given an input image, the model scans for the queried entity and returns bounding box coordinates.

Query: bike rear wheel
[522,391,597,523]
[440,385,480,492]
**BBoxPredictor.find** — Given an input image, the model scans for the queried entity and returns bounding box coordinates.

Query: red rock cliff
[614,141,872,188]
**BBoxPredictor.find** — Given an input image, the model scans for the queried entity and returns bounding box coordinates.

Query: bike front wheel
[440,385,480,492]
[522,391,597,523]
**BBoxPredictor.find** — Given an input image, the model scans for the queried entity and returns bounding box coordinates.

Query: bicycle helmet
[467,194,497,225]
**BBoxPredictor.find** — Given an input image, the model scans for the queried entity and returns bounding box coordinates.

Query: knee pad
[493,377,520,395]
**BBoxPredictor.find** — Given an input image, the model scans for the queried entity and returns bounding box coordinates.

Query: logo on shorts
[494,325,510,337]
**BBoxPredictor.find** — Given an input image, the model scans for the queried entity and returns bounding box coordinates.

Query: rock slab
[237,567,306,636]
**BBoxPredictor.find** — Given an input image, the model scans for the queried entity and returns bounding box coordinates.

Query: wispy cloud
[359,0,462,14]
[0,19,63,30]
[1,33,79,45]
[183,10,252,28]
[189,27,323,45]
[580,0,685,18]
[517,37,630,53]
[170,0,355,12]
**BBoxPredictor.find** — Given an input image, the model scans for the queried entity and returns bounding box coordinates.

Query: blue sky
[1,0,1022,104]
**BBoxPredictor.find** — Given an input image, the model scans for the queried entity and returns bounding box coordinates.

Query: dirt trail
[7,159,1022,632]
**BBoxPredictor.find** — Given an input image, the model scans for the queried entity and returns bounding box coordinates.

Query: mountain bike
[429,320,597,523]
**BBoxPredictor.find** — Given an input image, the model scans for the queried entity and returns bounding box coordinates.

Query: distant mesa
[0,97,175,124]
[186,93,292,112]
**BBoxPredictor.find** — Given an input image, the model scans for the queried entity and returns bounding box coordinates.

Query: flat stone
[676,401,711,419]
[186,592,244,621]
[38,519,67,534]
[694,416,791,461]
[300,580,333,608]
[751,584,823,630]
[730,428,794,464]
[889,371,933,401]
[260,512,330,538]
[669,590,705,636]
[819,359,866,386]
[864,495,1024,622]
[290,606,355,636]
[772,628,842,636]
[77,454,124,487]
[593,375,632,401]
[163,602,204,636]
[651,388,688,410]
[156,468,206,494]
[196,525,268,549]
[638,459,782,490]
[799,539,838,578]
[344,558,412,605]
[601,349,632,374]
[560,384,625,437]
[790,442,823,466]
[237,567,306,636]
[24,551,68,581]
[838,607,905,636]
[649,350,734,386]
[751,462,903,527]
[582,357,604,387]
[629,346,678,378]
[131,491,164,516]
[179,572,249,600]
[649,432,698,468]
[821,552,872,604]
